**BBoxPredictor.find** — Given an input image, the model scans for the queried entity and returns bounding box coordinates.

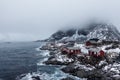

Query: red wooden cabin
[61,47,81,55]
[86,38,99,46]
[88,48,105,57]
[86,41,92,46]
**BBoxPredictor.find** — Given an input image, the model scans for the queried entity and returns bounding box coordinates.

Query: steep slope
[45,22,120,42]
[87,23,120,41]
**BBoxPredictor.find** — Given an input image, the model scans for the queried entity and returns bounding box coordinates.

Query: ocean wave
[37,50,50,66]
[16,69,67,80]
[17,69,85,80]
[37,57,48,66]
[39,50,50,57]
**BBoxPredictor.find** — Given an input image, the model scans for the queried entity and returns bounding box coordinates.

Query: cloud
[0,34,8,41]
[0,33,40,42]
[0,0,120,41]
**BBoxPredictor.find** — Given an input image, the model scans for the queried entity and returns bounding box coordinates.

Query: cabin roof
[89,38,99,42]
[67,47,80,50]
[88,48,101,53]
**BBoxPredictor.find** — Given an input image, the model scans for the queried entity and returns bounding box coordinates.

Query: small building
[86,38,100,46]
[61,47,81,54]
[88,48,105,57]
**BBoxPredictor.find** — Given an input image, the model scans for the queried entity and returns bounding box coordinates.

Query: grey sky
[0,0,120,41]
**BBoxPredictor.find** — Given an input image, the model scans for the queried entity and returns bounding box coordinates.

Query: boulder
[32,76,41,80]
[61,64,77,74]
[44,60,69,65]
[61,77,74,80]
[75,69,88,78]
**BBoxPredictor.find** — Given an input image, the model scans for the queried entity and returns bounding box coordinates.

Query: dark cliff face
[51,29,76,40]
[46,22,120,42]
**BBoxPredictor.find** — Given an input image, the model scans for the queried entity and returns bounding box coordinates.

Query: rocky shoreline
[17,41,120,80]
[40,41,120,80]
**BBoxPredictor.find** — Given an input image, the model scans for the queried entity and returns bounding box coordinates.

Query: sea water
[0,42,42,80]
[0,42,81,80]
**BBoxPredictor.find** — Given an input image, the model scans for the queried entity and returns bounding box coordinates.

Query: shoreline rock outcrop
[40,41,120,80]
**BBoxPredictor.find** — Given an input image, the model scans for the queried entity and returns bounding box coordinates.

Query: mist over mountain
[45,22,120,42]
[1,0,120,41]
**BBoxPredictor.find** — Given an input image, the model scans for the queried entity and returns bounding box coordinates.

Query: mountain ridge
[44,22,120,42]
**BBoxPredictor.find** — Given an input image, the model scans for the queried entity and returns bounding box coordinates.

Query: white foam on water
[39,50,50,57]
[18,44,85,80]
[17,73,33,80]
[37,50,50,66]
[40,69,67,80]
[35,42,47,51]
[67,74,87,80]
[37,57,48,66]
[18,68,67,80]
[35,47,41,51]
[18,69,86,80]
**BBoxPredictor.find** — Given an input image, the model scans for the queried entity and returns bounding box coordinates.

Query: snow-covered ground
[26,42,120,80]
[74,43,120,56]
[74,43,88,54]
[106,48,120,54]
[101,44,120,53]
[74,61,95,71]
[53,52,74,63]
[102,62,120,79]
[103,62,120,73]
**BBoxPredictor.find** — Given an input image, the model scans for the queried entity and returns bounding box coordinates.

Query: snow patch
[103,63,120,74]
[55,53,74,63]
[74,43,88,54]
[74,61,95,71]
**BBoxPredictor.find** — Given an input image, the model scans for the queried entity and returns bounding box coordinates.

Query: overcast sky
[0,0,120,41]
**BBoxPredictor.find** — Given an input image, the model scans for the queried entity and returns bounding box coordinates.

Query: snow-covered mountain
[87,23,120,41]
[45,22,120,42]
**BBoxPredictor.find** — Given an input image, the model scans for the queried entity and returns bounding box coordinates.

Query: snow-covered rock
[98,60,108,66]
[55,53,74,63]
[44,22,120,42]
[102,62,120,80]
[103,63,120,74]
[74,43,88,54]
[106,48,120,54]
[87,23,120,41]
[44,52,74,65]
[74,61,95,71]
